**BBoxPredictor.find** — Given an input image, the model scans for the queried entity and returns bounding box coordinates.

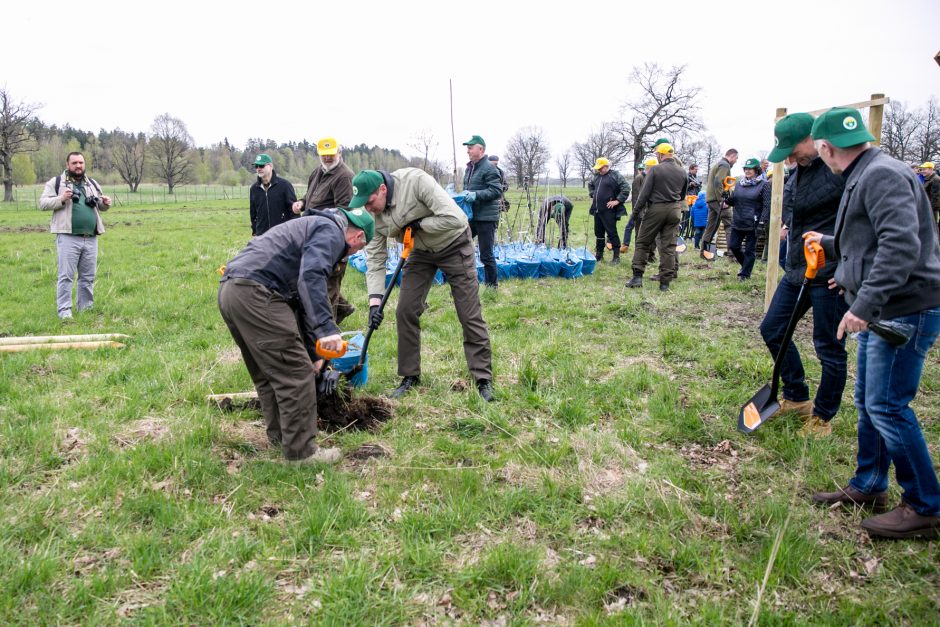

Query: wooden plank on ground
[0,341,125,353]
[0,334,130,346]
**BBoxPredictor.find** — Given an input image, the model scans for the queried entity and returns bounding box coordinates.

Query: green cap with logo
[252,153,273,166]
[768,112,814,163]
[811,107,875,148]
[348,170,384,209]
[340,207,375,243]
[652,137,671,147]
[743,157,761,170]
[462,135,486,147]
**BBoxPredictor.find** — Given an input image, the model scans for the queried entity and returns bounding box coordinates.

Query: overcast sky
[6,0,939,175]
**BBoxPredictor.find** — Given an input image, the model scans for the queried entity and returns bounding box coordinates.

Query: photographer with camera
[39,152,112,320]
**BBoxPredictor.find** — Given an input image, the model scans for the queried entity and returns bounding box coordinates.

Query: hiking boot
[595,251,604,261]
[476,379,495,402]
[861,501,940,539]
[812,485,889,511]
[291,446,343,465]
[798,415,832,438]
[390,375,420,399]
[659,282,669,292]
[611,254,621,265]
[619,244,629,254]
[776,399,813,419]
[626,274,643,289]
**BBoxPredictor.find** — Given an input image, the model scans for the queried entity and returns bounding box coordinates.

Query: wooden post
[763,107,788,312]
[0,333,129,346]
[868,93,885,146]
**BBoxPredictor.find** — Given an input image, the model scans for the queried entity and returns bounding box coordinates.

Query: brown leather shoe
[861,502,940,539]
[798,416,832,438]
[775,398,813,419]
[812,485,889,511]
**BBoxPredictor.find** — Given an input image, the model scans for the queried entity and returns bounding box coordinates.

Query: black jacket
[250,172,298,235]
[727,177,771,231]
[223,213,349,341]
[782,156,844,285]
[463,156,504,222]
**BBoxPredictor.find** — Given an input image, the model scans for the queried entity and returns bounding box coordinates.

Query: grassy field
[1,192,938,625]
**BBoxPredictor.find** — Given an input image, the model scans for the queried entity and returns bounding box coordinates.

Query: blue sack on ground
[559,255,583,279]
[575,247,597,275]
[451,192,473,220]
[330,332,368,387]
[348,251,367,273]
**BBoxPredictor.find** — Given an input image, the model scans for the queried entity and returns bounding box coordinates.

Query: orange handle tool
[803,241,825,280]
[315,339,348,360]
[401,227,414,260]
[722,176,736,192]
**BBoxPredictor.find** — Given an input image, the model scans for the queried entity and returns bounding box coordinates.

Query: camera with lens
[71,183,97,207]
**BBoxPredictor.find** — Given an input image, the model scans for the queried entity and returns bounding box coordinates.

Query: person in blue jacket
[725,158,771,280]
[690,191,708,248]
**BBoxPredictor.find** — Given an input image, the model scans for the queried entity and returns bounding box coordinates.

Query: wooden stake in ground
[0,341,125,353]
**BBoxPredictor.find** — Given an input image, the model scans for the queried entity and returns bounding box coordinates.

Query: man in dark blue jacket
[806,107,940,539]
[463,136,504,288]
[249,153,298,236]
[219,209,374,464]
[760,113,848,437]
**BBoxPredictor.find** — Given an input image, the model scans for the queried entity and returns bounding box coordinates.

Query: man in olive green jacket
[351,168,494,402]
[701,149,739,257]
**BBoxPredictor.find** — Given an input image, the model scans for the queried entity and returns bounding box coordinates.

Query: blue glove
[464,191,477,203]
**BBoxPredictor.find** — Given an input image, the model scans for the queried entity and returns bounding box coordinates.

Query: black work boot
[390,375,420,399]
[611,251,621,265]
[659,282,670,292]
[626,272,643,288]
[476,379,495,402]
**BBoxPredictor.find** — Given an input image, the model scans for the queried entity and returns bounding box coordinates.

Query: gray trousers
[631,202,682,283]
[56,233,98,317]
[396,228,492,382]
[218,278,319,461]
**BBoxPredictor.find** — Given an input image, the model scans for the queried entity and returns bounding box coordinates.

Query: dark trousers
[702,200,732,248]
[327,258,355,323]
[218,279,318,460]
[593,209,620,254]
[631,202,681,282]
[693,226,705,248]
[396,228,492,381]
[471,219,498,287]
[728,227,758,278]
[759,279,849,421]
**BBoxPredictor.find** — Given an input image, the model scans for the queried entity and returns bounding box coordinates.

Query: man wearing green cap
[350,168,494,402]
[462,135,503,288]
[249,153,298,236]
[218,208,373,465]
[804,107,940,539]
[759,112,848,437]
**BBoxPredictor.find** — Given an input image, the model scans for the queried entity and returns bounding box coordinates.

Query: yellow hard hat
[920,161,935,169]
[654,143,674,155]
[592,157,610,170]
[644,158,658,168]
[317,137,339,156]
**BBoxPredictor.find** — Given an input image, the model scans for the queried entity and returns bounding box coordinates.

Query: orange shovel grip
[315,339,348,360]
[803,241,825,279]
[722,176,736,191]
[401,227,414,260]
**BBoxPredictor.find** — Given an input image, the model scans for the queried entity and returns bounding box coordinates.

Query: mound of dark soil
[317,387,393,431]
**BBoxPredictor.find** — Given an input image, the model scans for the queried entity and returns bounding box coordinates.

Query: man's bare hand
[291,200,304,214]
[837,310,869,340]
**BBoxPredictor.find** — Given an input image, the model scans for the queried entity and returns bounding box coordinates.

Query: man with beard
[588,157,630,263]
[39,152,113,320]
[249,153,297,236]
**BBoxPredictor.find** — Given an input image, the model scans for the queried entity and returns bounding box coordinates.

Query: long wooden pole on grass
[0,341,124,352]
[0,333,130,346]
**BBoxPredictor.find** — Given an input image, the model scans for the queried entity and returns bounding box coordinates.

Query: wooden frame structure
[763,93,889,311]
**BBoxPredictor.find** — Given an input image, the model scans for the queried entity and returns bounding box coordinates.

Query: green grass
[1,191,938,624]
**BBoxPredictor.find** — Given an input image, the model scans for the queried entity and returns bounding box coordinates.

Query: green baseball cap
[653,137,671,147]
[348,170,384,209]
[252,153,273,166]
[462,135,486,147]
[811,107,875,148]
[743,157,761,170]
[767,112,814,163]
[340,207,375,243]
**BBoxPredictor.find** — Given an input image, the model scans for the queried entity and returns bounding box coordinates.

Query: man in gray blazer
[804,107,940,540]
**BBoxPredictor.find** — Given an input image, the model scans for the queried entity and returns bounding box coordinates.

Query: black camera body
[71,183,97,207]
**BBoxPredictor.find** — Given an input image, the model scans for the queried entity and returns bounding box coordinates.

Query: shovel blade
[738,384,780,434]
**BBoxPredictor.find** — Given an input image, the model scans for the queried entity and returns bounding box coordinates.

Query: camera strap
[55,174,102,197]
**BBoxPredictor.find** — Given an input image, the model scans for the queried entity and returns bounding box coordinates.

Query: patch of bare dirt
[214,388,393,432]
[218,346,242,365]
[0,224,46,233]
[72,547,122,576]
[113,417,170,448]
[60,427,88,462]
[676,439,747,503]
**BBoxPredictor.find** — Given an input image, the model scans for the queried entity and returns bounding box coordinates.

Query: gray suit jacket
[820,148,940,321]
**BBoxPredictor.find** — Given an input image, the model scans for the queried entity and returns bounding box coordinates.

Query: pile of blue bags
[348,243,597,287]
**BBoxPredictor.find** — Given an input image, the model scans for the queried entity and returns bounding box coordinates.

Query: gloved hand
[464,191,477,203]
[368,305,384,330]
[405,219,423,233]
[317,369,342,397]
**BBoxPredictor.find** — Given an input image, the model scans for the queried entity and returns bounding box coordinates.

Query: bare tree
[614,63,704,172]
[408,129,438,173]
[672,131,721,175]
[555,151,572,188]
[881,101,921,163]
[914,97,940,163]
[505,126,551,187]
[0,87,41,201]
[112,131,147,192]
[572,123,630,182]
[149,113,193,193]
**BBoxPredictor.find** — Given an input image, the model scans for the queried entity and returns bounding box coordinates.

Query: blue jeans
[759,279,849,421]
[692,226,705,249]
[848,308,940,515]
[727,228,757,278]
